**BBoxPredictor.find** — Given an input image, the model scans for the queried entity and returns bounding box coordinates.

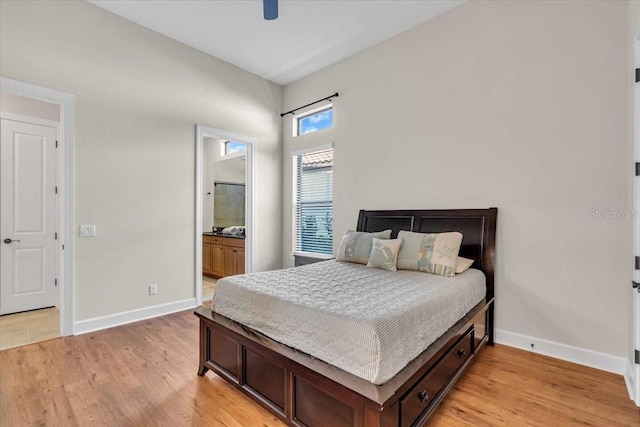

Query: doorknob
[3,238,20,244]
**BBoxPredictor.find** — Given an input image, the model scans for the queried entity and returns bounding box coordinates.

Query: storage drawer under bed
[400,328,474,427]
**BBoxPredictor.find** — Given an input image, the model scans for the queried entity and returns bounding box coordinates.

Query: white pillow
[455,256,474,274]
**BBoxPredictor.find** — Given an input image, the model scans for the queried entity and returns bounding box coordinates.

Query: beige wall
[214,157,246,185]
[0,92,60,121]
[283,1,630,358]
[202,138,219,233]
[0,1,282,322]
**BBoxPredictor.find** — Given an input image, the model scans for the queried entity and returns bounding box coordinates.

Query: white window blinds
[293,148,333,255]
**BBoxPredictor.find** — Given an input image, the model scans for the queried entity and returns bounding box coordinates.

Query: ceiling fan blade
[263,0,278,20]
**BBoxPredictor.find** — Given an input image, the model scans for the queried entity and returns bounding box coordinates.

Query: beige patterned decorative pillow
[336,230,392,265]
[367,238,402,271]
[396,230,463,277]
[455,256,474,274]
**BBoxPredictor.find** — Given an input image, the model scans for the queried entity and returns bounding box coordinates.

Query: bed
[195,208,497,427]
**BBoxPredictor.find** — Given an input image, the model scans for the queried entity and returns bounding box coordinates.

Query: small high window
[223,140,246,156]
[295,106,333,136]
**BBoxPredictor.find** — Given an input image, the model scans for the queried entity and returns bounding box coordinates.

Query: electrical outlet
[149,284,158,295]
[80,225,96,237]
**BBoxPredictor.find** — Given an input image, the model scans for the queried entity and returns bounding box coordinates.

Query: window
[295,106,333,136]
[223,140,246,156]
[293,147,333,256]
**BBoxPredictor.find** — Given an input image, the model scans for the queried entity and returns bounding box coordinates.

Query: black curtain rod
[280,92,339,117]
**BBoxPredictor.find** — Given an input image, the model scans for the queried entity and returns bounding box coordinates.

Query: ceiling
[88,0,465,86]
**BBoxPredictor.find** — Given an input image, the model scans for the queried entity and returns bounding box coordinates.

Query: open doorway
[202,138,247,302]
[195,125,255,307]
[0,78,75,346]
[0,93,60,349]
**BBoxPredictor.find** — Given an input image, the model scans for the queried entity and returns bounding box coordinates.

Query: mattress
[212,260,486,385]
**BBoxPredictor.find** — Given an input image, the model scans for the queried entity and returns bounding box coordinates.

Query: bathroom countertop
[203,232,245,239]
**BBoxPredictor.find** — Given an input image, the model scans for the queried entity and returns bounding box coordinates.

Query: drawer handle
[458,348,467,359]
[418,390,429,403]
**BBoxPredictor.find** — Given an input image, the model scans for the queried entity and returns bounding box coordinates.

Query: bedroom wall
[282,0,630,366]
[0,1,282,324]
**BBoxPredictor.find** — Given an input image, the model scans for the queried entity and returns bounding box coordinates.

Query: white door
[1,118,58,315]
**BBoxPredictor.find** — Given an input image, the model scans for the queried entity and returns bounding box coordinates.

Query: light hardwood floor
[0,309,637,426]
[0,307,60,351]
[202,276,216,302]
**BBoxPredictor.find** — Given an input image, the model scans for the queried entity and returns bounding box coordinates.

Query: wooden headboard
[356,208,498,300]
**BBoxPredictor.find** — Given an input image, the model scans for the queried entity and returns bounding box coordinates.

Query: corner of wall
[495,329,627,376]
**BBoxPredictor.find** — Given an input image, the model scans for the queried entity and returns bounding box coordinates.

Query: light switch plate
[80,225,96,237]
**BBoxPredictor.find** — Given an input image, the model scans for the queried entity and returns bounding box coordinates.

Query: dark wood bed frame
[195,208,497,427]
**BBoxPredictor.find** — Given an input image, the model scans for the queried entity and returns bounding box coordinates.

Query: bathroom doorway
[195,126,255,306]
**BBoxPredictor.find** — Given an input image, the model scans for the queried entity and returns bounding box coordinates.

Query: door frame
[633,29,640,407]
[0,77,75,336]
[195,125,256,306]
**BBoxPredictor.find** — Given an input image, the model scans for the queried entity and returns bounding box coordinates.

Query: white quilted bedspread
[212,260,485,385]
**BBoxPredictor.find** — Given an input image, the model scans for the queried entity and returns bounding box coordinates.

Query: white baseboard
[625,361,635,402]
[495,328,626,375]
[73,298,197,335]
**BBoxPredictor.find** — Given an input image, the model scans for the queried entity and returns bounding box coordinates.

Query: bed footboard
[196,300,492,427]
